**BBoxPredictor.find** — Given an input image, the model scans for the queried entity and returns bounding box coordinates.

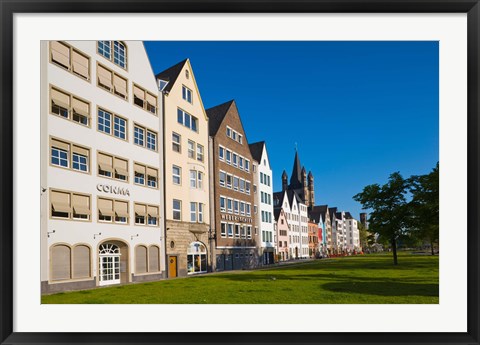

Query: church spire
[289,150,303,189]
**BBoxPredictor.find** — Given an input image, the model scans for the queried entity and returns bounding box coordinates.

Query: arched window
[135,245,147,274]
[51,245,71,280]
[187,242,207,274]
[73,245,91,279]
[148,246,160,272]
[99,243,120,255]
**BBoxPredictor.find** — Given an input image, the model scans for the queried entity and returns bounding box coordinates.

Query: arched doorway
[98,240,129,286]
[187,242,207,274]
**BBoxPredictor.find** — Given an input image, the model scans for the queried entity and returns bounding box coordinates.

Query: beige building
[41,41,165,293]
[156,59,210,277]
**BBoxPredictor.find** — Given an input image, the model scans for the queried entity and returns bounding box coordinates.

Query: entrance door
[169,256,177,278]
[99,243,121,286]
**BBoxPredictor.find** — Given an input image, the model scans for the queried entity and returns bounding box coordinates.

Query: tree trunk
[430,240,435,255]
[391,237,398,265]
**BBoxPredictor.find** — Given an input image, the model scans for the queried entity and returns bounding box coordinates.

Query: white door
[99,243,121,286]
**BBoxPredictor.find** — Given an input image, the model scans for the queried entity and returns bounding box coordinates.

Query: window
[227,199,233,213]
[51,245,71,281]
[147,167,158,188]
[197,144,204,162]
[247,226,252,239]
[97,63,128,99]
[147,205,159,226]
[260,172,264,184]
[226,127,231,137]
[114,200,129,224]
[50,189,91,221]
[239,157,244,170]
[73,245,91,279]
[98,41,127,69]
[235,224,240,238]
[240,202,245,215]
[177,108,198,131]
[182,85,192,103]
[234,200,239,214]
[197,172,203,189]
[173,199,181,220]
[50,41,90,80]
[254,205,258,214]
[134,163,146,185]
[190,202,197,222]
[98,108,127,141]
[172,132,181,153]
[239,179,245,193]
[233,176,239,191]
[233,154,238,167]
[190,170,197,188]
[219,171,226,187]
[172,165,181,185]
[227,223,234,238]
[246,204,251,216]
[219,146,224,160]
[226,174,233,189]
[221,222,227,237]
[220,196,226,212]
[134,203,146,225]
[246,181,251,194]
[133,84,157,114]
[146,130,157,151]
[50,86,90,126]
[50,138,90,174]
[226,150,231,164]
[245,160,250,172]
[188,140,195,159]
[241,225,246,238]
[134,125,144,146]
[198,203,204,223]
[97,197,114,222]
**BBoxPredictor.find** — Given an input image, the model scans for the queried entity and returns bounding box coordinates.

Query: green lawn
[42,253,439,304]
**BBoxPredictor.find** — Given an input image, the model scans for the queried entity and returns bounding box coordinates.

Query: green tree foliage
[408,163,439,255]
[353,172,410,265]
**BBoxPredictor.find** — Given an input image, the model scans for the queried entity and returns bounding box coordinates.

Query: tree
[408,163,439,255]
[357,222,369,251]
[353,172,410,265]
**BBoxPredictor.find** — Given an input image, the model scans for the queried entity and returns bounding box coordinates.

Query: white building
[41,41,165,293]
[273,190,308,259]
[249,141,275,264]
[345,212,361,252]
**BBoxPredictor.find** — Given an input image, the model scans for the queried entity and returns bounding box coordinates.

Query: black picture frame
[1,1,479,344]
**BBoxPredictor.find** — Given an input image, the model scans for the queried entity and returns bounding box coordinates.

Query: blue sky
[144,41,439,220]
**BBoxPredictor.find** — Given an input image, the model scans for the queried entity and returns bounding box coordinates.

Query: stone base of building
[132,272,165,283]
[41,279,96,294]
[215,248,259,271]
[165,220,209,278]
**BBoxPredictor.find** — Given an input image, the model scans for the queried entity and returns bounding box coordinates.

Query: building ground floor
[42,237,165,294]
[261,246,275,265]
[214,247,258,271]
[165,220,209,278]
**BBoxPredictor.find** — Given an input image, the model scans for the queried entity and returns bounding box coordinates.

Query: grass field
[42,253,439,304]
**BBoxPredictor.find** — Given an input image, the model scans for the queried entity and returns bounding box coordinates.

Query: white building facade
[249,142,275,264]
[41,41,165,293]
[345,213,361,252]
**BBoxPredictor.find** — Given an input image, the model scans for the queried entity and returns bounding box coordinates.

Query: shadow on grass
[322,281,439,297]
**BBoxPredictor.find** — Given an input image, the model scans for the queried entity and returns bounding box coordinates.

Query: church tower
[308,171,314,209]
[282,170,288,192]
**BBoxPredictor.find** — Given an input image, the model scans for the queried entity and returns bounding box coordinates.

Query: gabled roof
[274,208,282,222]
[249,141,265,163]
[345,212,354,220]
[273,191,286,209]
[328,207,337,220]
[309,205,328,223]
[206,100,236,136]
[155,59,188,93]
[289,150,304,189]
[286,189,304,207]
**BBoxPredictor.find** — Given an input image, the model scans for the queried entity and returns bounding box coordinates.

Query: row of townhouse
[271,151,362,261]
[41,40,278,293]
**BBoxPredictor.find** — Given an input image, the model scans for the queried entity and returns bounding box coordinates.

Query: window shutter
[72,145,89,158]
[114,200,129,218]
[98,198,114,217]
[146,167,157,179]
[133,85,144,100]
[134,203,147,216]
[147,205,159,217]
[146,92,156,107]
[148,246,160,272]
[73,245,91,279]
[50,41,70,68]
[135,246,147,274]
[50,190,71,213]
[51,88,71,110]
[72,97,90,118]
[51,245,71,280]
[113,74,127,98]
[113,158,128,177]
[71,50,89,79]
[134,163,146,175]
[72,193,91,215]
[97,65,112,90]
[97,152,113,173]
[50,138,70,152]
